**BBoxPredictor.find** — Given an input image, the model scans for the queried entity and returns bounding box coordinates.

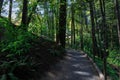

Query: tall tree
[89,0,98,61]
[71,2,75,47]
[99,0,108,79]
[8,0,13,21]
[0,0,4,16]
[80,14,84,50]
[21,0,28,29]
[115,0,120,46]
[50,6,55,40]
[55,1,59,44]
[59,0,67,48]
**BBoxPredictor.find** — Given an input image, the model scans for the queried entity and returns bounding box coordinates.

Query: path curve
[40,50,100,80]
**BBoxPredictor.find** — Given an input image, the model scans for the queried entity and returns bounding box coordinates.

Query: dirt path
[40,50,100,80]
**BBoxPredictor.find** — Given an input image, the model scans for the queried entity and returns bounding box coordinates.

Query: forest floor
[39,50,100,80]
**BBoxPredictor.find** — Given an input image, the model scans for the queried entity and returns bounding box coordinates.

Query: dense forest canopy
[0,0,120,80]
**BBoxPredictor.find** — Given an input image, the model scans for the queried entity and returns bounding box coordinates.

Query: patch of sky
[1,0,19,19]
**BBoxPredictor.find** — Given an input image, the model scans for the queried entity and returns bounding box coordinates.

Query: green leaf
[6,54,14,58]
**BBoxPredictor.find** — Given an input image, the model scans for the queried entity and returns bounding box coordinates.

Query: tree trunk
[99,0,108,79]
[115,0,120,46]
[51,7,55,40]
[8,0,13,21]
[89,1,97,61]
[59,0,67,48]
[55,5,59,44]
[71,3,75,47]
[80,14,84,50]
[0,0,4,16]
[21,0,28,29]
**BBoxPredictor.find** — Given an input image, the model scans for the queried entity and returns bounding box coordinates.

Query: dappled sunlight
[72,63,93,69]
[72,55,85,58]
[65,56,72,60]
[40,50,100,80]
[72,64,80,68]
[47,72,56,78]
[65,56,77,61]
[74,71,90,76]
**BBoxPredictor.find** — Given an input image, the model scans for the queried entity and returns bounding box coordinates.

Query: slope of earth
[0,16,65,80]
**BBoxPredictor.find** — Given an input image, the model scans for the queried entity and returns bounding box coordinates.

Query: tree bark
[89,1,97,61]
[51,7,55,40]
[8,0,13,21]
[55,3,59,44]
[71,3,75,47]
[21,0,28,29]
[115,0,120,46]
[99,0,108,79]
[80,14,84,50]
[59,0,67,48]
[0,0,4,16]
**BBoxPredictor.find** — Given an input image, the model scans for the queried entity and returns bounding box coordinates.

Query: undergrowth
[0,17,65,80]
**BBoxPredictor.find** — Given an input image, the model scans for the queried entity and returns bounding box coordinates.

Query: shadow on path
[40,50,100,80]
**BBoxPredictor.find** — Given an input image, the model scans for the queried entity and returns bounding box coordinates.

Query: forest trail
[40,50,100,80]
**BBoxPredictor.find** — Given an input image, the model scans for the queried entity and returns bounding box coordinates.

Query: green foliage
[0,17,36,56]
[0,17,37,79]
[83,33,93,56]
[0,60,28,80]
[95,57,119,80]
[80,25,119,80]
[0,60,19,80]
[0,0,119,79]
[28,16,50,37]
[1,30,35,57]
[108,48,120,66]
